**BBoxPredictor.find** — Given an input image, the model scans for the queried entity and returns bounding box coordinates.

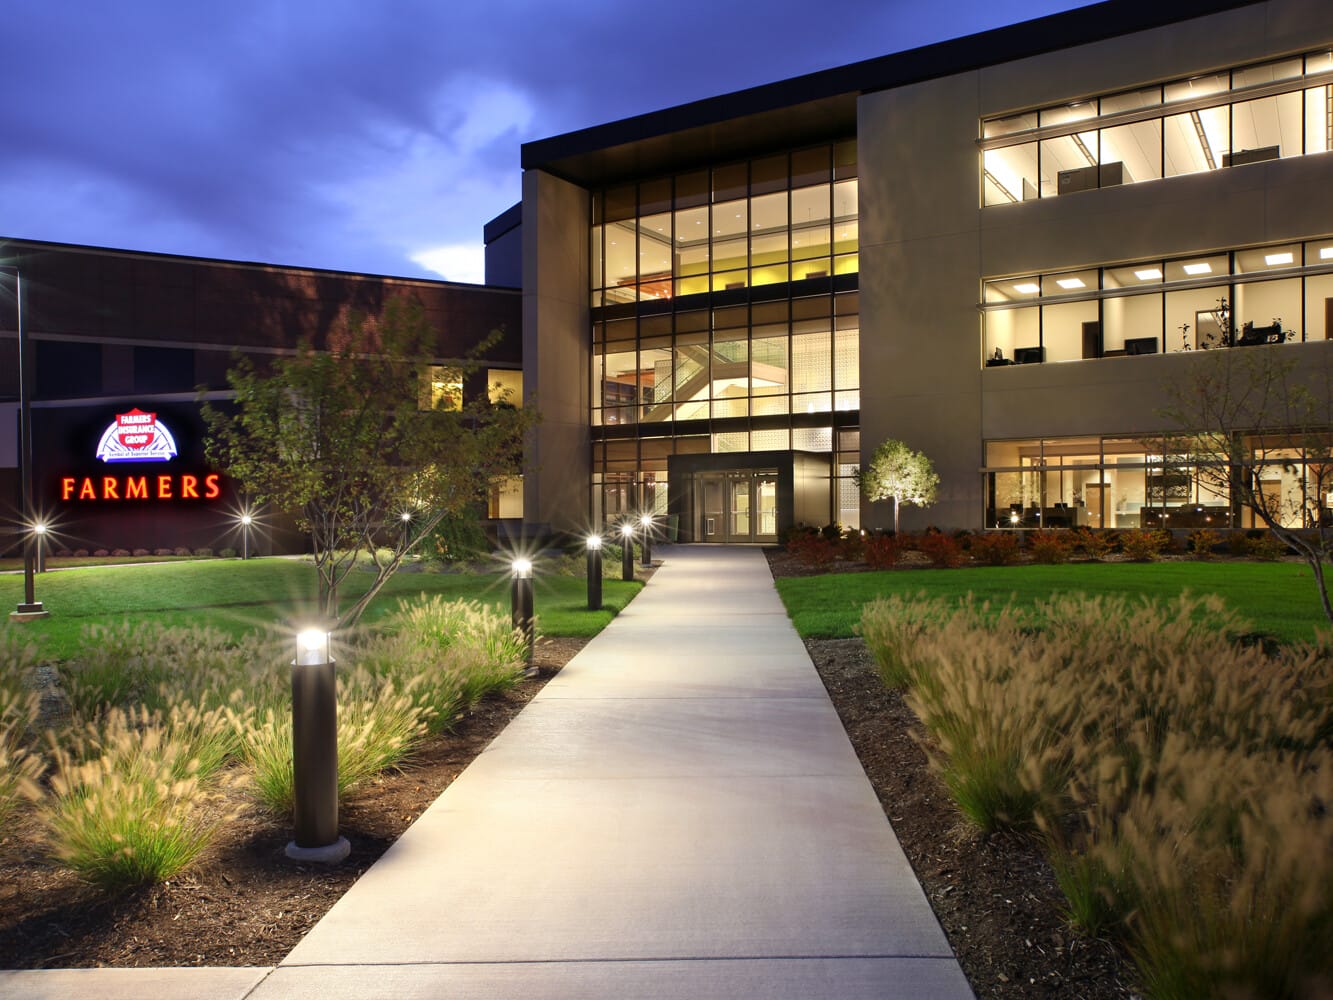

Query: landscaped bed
[770,545,1333,1000]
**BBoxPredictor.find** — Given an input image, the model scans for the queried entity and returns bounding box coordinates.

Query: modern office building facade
[514,0,1333,539]
[0,239,522,554]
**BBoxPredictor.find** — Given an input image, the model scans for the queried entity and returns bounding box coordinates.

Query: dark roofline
[483,203,523,245]
[522,0,1261,185]
[0,235,520,295]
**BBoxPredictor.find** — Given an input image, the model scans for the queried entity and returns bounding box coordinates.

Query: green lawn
[775,561,1330,644]
[2,557,642,661]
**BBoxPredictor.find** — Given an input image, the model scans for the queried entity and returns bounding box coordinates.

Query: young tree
[1159,344,1333,622]
[203,297,533,627]
[856,438,939,534]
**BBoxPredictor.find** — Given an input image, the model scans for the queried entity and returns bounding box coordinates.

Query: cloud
[412,244,486,285]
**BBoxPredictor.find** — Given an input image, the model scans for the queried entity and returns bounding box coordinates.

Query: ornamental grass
[859,590,1333,997]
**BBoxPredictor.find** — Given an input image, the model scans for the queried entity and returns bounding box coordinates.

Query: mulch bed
[2,558,1141,996]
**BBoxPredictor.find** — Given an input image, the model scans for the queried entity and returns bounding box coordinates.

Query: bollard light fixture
[33,522,47,574]
[240,512,254,560]
[7,265,47,621]
[620,522,635,582]
[586,533,603,611]
[511,557,535,673]
[639,513,653,567]
[286,625,350,864]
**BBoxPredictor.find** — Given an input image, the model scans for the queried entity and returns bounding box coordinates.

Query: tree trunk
[893,496,900,535]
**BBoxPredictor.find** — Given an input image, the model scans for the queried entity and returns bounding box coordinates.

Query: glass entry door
[695,470,779,543]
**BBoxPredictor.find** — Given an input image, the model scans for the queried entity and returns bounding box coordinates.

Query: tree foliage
[856,438,939,533]
[1159,344,1333,622]
[203,297,533,626]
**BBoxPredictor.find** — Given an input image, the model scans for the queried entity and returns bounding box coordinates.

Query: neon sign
[61,474,221,502]
[96,408,178,463]
[57,406,225,504]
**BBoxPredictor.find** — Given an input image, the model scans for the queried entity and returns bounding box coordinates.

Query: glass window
[590,224,604,291]
[1164,105,1229,175]
[1229,91,1301,162]
[638,212,673,300]
[791,146,830,188]
[1305,268,1333,340]
[1166,284,1229,351]
[672,331,709,421]
[984,144,1038,204]
[1040,131,1100,196]
[487,368,523,407]
[1235,277,1299,341]
[751,324,789,415]
[1233,58,1303,89]
[1040,102,1097,127]
[712,163,747,204]
[1101,86,1162,115]
[639,342,673,422]
[983,111,1039,138]
[421,365,462,411]
[1042,299,1099,363]
[712,197,748,285]
[1164,73,1229,104]
[1103,293,1162,354]
[711,326,749,419]
[602,349,639,425]
[750,191,788,287]
[1306,82,1332,155]
[1165,254,1230,283]
[603,220,639,302]
[984,305,1038,364]
[1100,118,1162,184]
[791,184,831,265]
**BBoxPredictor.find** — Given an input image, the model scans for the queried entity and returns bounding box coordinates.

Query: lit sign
[96,408,178,463]
[57,406,225,504]
[61,474,221,501]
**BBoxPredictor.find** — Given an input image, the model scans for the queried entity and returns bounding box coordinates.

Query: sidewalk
[1,544,972,1000]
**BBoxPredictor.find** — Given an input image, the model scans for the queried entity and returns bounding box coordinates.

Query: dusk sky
[3,1,1092,285]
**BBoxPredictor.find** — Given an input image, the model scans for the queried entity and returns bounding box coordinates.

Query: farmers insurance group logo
[95,408,178,463]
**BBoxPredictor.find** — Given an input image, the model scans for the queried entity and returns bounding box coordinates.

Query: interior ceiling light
[1264,251,1295,266]
[1183,262,1212,275]
[1134,268,1163,280]
[1321,247,1333,260]
[1013,281,1041,294]
[1056,277,1086,290]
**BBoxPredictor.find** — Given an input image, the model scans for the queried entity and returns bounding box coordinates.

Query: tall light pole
[5,265,47,620]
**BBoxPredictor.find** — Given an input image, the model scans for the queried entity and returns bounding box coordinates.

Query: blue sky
[2,1,1091,283]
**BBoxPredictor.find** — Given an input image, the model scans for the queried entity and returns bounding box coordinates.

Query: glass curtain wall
[589,142,861,529]
[983,236,1333,365]
[982,50,1333,205]
[984,434,1331,530]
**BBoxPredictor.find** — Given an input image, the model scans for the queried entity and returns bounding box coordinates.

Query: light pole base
[285,836,351,865]
[11,603,48,621]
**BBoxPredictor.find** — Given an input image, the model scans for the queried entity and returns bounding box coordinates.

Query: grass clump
[40,712,232,890]
[859,590,1333,996]
[0,635,45,829]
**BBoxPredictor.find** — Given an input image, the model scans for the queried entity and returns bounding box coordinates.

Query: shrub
[74,549,90,558]
[113,549,131,558]
[219,547,237,559]
[819,522,842,541]
[1248,532,1288,561]
[860,590,1333,992]
[41,714,230,890]
[968,532,1021,566]
[193,548,213,558]
[173,547,192,557]
[863,533,902,570]
[93,549,109,558]
[237,669,428,813]
[1027,530,1073,564]
[915,531,965,568]
[1187,528,1223,559]
[0,635,44,829]
[1119,529,1166,561]
[837,532,865,562]
[54,548,73,559]
[153,548,173,558]
[1073,528,1114,561]
[426,513,490,563]
[787,533,837,567]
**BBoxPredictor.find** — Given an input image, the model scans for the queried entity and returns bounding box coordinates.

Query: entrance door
[693,470,779,543]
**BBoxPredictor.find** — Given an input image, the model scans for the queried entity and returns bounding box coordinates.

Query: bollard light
[399,510,412,552]
[240,513,253,560]
[33,522,47,574]
[620,522,635,582]
[586,534,603,611]
[511,557,535,674]
[639,513,653,567]
[286,626,350,864]
[6,265,47,622]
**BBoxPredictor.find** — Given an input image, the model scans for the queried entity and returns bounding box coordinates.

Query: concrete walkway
[1,544,972,1000]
